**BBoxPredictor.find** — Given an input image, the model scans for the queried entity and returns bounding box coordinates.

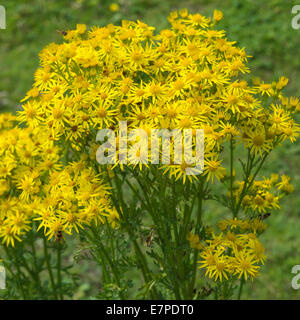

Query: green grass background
[0,0,299,299]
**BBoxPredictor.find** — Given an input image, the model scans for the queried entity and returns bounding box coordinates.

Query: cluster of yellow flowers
[196,218,267,282]
[233,173,293,213]
[17,10,299,184]
[0,10,299,292]
[0,114,117,246]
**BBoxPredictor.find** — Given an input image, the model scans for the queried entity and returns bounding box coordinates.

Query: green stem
[43,238,58,299]
[89,227,126,300]
[56,243,63,300]
[189,179,204,297]
[109,171,159,299]
[81,227,111,283]
[148,172,183,299]
[234,152,268,217]
[30,238,44,297]
[237,278,245,300]
[4,247,26,299]
[230,137,234,211]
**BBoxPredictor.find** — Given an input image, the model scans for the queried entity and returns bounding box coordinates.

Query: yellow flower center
[252,135,265,146]
[97,108,107,118]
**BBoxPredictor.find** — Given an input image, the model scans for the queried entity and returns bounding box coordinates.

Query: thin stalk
[237,278,245,300]
[90,227,126,300]
[189,179,204,296]
[230,137,234,211]
[82,228,111,283]
[56,243,63,300]
[30,238,43,297]
[43,237,58,299]
[234,152,268,217]
[110,172,159,299]
[4,247,26,299]
[19,252,44,297]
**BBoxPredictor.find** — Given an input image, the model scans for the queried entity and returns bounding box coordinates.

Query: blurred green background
[0,0,299,299]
